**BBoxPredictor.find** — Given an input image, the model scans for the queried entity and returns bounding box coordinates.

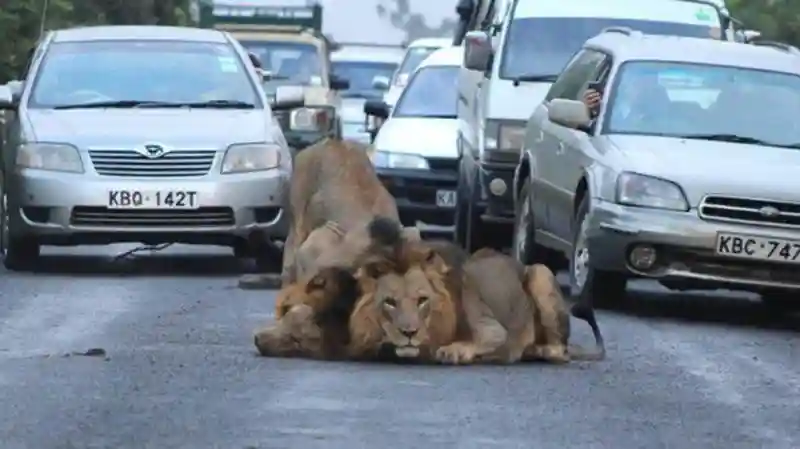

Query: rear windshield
[393,46,439,83]
[500,17,719,80]
[332,60,398,99]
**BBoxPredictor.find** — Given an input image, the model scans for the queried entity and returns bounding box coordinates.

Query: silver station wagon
[0,25,304,271]
[513,29,800,312]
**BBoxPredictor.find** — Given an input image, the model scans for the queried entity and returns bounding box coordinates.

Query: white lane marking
[0,286,130,359]
[651,328,797,449]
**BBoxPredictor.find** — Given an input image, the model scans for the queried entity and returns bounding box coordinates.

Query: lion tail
[570,306,605,361]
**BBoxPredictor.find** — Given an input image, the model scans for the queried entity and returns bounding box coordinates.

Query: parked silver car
[0,25,304,271]
[513,28,800,312]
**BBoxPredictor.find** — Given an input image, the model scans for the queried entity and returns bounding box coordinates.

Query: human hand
[583,89,602,111]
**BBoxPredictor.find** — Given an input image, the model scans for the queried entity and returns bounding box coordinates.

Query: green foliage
[0,0,194,83]
[728,0,800,45]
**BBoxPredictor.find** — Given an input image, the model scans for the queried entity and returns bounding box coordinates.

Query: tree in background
[0,0,193,83]
[728,0,800,44]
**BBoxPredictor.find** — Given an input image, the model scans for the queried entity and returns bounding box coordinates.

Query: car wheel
[512,183,538,265]
[570,196,627,308]
[254,242,283,273]
[453,192,468,246]
[759,289,800,313]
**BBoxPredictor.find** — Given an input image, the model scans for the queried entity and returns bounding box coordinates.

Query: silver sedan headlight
[290,107,333,132]
[616,172,689,211]
[221,143,281,174]
[370,150,429,170]
[16,143,83,173]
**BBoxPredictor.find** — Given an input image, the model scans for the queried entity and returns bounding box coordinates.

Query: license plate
[107,190,199,209]
[436,190,457,208]
[715,232,800,263]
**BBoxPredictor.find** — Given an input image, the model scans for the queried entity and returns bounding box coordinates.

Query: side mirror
[6,80,22,103]
[271,85,305,111]
[261,70,274,82]
[455,0,475,21]
[0,85,14,110]
[372,75,390,91]
[330,75,350,90]
[463,30,492,72]
[548,99,591,130]
[248,51,263,70]
[743,30,762,43]
[363,100,389,119]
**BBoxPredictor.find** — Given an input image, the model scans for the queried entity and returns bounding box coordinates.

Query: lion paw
[435,343,477,365]
[540,344,569,364]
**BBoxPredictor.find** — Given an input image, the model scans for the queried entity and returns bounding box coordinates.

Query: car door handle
[555,142,565,155]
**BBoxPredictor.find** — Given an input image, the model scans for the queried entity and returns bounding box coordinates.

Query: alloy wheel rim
[572,219,590,290]
[514,198,530,260]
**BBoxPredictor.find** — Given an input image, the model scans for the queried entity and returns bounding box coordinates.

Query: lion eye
[383,297,397,308]
[418,296,429,307]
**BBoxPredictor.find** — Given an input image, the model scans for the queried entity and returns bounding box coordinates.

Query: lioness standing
[240,138,400,288]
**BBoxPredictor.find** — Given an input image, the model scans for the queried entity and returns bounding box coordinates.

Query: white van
[381,37,452,108]
[453,0,731,252]
[364,47,463,228]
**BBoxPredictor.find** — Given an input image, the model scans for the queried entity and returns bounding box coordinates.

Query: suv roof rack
[750,39,800,55]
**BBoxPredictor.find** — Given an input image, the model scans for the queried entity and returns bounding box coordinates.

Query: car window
[240,40,323,86]
[29,40,260,109]
[393,66,458,119]
[499,17,719,81]
[603,61,800,147]
[332,60,398,100]
[394,47,439,84]
[545,49,606,101]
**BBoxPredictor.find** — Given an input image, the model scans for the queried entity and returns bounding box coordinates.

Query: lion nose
[399,327,418,338]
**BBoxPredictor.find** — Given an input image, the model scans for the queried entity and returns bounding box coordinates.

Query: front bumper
[588,199,800,291]
[376,166,458,226]
[8,168,289,246]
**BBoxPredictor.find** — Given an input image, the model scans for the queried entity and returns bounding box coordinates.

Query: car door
[535,49,606,237]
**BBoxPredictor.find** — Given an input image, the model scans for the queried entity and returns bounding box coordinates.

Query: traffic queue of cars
[364,0,800,311]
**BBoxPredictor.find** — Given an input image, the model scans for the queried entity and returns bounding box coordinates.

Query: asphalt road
[0,244,798,449]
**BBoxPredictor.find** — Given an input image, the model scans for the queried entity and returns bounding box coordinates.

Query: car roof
[417,46,462,69]
[586,32,800,74]
[406,37,451,49]
[332,44,405,64]
[52,25,229,43]
[513,0,720,27]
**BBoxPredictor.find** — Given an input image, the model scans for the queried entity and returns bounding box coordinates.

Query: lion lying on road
[347,233,605,364]
[254,217,418,360]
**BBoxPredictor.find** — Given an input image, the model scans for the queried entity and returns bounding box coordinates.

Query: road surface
[0,245,798,449]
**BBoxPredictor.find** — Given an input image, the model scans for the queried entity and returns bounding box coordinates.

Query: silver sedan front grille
[88,150,216,177]
[698,195,800,228]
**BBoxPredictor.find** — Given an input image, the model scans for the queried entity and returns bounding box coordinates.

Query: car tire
[254,242,283,273]
[464,195,486,254]
[570,196,627,309]
[759,289,800,313]
[513,182,541,265]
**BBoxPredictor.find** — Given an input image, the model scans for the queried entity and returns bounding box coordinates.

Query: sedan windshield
[240,40,322,86]
[501,17,719,80]
[603,61,800,147]
[332,60,398,99]
[393,46,439,84]
[30,40,260,109]
[393,66,458,119]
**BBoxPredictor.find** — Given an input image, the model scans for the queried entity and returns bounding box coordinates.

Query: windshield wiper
[166,100,256,109]
[512,74,559,86]
[678,133,770,145]
[53,100,178,110]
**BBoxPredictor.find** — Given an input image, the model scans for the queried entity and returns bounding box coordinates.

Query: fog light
[629,244,657,270]
[489,178,506,196]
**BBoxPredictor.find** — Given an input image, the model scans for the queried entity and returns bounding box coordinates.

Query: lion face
[354,245,456,359]
[254,305,324,357]
[275,266,358,320]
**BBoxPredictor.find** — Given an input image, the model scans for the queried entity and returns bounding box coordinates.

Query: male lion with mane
[347,229,605,364]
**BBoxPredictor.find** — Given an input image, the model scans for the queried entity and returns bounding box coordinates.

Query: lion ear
[424,249,450,274]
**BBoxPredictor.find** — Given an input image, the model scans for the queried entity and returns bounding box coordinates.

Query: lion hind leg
[435,276,509,365]
[522,264,569,363]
